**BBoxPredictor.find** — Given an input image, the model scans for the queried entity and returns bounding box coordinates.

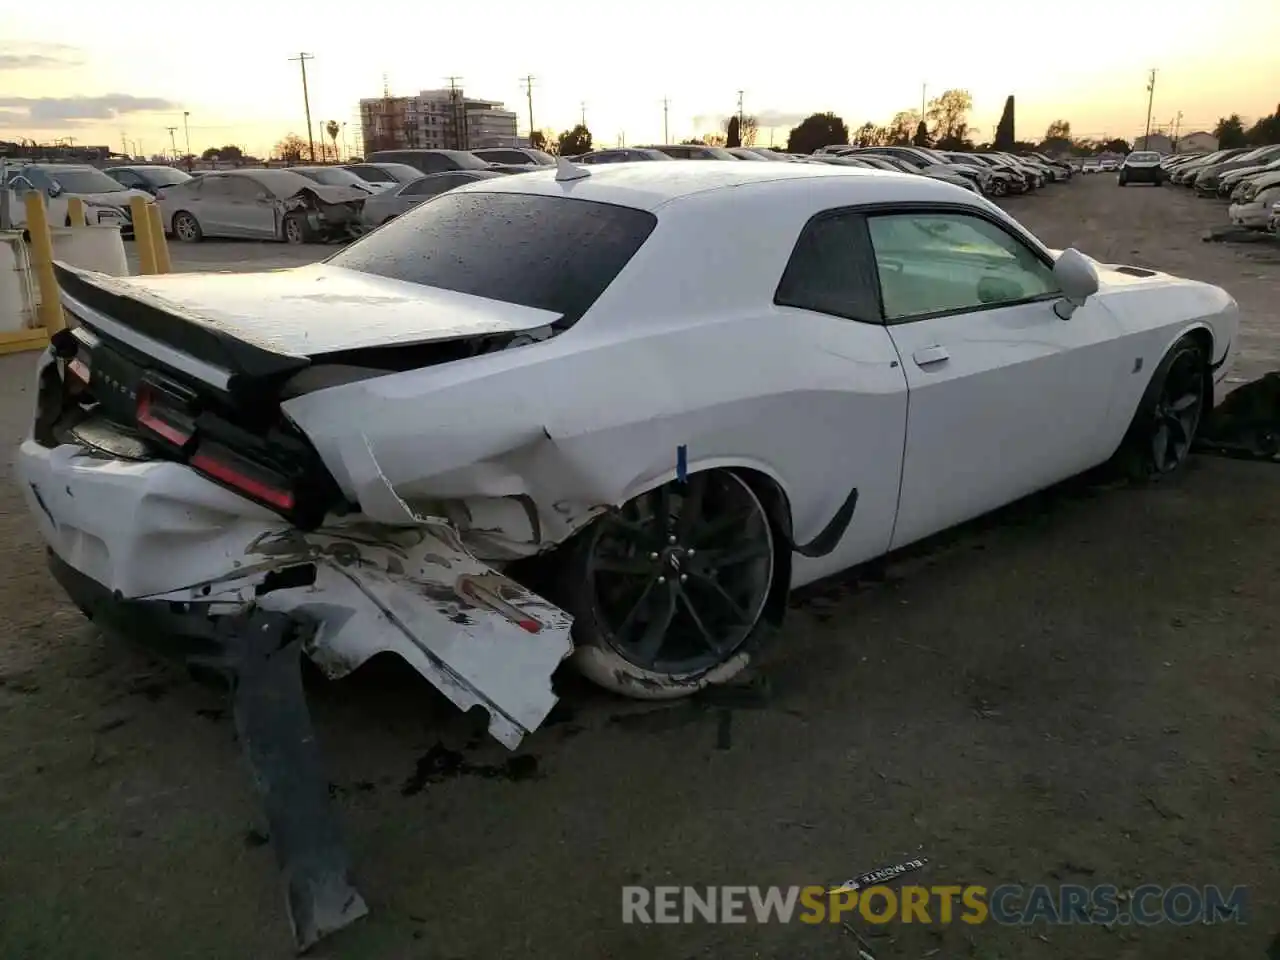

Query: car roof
[460,161,963,213]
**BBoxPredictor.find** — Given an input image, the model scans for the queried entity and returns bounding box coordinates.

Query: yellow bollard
[129,195,158,275]
[147,203,172,274]
[23,192,65,334]
[66,196,87,226]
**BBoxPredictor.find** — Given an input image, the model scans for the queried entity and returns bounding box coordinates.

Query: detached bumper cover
[17,437,574,748]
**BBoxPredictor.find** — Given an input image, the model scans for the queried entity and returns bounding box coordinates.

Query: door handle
[912,344,950,367]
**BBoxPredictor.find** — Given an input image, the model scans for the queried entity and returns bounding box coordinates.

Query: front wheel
[1111,335,1209,481]
[990,180,1007,197]
[563,471,778,699]
[283,212,309,244]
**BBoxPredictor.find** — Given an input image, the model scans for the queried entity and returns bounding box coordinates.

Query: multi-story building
[359,88,518,156]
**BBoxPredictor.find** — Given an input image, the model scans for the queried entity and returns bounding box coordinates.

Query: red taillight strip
[190,450,296,511]
[136,385,193,446]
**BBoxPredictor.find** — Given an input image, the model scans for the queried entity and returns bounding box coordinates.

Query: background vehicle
[157,168,368,243]
[575,148,674,163]
[1228,172,1280,229]
[1081,158,1102,173]
[471,147,555,166]
[641,144,739,159]
[2,162,146,234]
[359,170,504,226]
[366,148,493,175]
[342,162,425,189]
[1191,145,1280,196]
[1119,151,1164,186]
[291,165,388,194]
[104,164,192,196]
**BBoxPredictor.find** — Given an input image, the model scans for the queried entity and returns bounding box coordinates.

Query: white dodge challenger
[19,160,1239,748]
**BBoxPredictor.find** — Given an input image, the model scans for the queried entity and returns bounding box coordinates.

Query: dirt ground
[1,176,1277,960]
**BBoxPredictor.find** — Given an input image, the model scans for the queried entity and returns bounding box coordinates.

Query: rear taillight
[190,443,297,511]
[136,382,194,447]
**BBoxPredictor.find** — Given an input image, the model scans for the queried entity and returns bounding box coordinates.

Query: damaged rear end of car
[18,260,588,949]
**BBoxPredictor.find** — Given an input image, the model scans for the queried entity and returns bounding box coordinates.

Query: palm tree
[325,120,341,161]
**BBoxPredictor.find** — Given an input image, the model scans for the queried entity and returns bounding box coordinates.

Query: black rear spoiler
[54,263,310,398]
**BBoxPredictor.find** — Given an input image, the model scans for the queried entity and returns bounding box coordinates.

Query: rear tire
[561,471,778,699]
[172,211,202,242]
[1110,334,1209,482]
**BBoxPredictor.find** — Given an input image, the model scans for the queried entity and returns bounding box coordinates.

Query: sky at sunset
[3,0,1279,158]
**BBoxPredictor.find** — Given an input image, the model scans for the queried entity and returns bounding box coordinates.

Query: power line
[288,52,316,161]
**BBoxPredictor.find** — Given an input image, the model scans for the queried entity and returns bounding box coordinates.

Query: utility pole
[446,77,465,150]
[166,126,178,160]
[520,75,535,137]
[580,102,587,127]
[921,83,927,119]
[1144,68,1157,147]
[120,131,127,155]
[737,90,744,134]
[1172,110,1183,153]
[662,97,670,144]
[182,111,191,167]
[289,52,317,161]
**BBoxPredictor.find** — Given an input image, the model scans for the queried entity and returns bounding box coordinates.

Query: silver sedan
[360,170,506,227]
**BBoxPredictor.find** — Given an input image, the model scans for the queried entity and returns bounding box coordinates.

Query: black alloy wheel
[581,472,775,676]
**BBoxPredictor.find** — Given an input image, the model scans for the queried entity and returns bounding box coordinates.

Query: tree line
[781,94,1280,157]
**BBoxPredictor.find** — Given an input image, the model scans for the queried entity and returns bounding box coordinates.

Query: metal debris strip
[828,856,929,895]
[1195,371,1280,462]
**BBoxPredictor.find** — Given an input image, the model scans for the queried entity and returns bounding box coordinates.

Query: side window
[226,178,264,199]
[419,154,450,174]
[198,176,228,197]
[774,211,881,322]
[402,177,445,196]
[866,211,1060,321]
[111,170,141,188]
[352,165,393,183]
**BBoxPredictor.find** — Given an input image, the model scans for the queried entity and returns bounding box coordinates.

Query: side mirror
[47,182,63,199]
[1052,248,1099,319]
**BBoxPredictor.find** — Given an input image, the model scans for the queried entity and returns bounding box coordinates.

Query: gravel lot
[2,175,1277,960]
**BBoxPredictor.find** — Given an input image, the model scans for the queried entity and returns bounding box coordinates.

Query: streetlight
[183,111,192,169]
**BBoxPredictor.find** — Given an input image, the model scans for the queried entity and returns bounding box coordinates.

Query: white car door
[867,207,1126,551]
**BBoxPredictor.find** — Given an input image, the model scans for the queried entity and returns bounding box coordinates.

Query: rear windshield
[1128,152,1160,162]
[327,192,657,323]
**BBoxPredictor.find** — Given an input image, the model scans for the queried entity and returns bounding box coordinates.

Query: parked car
[1170,147,1252,185]
[24,160,1239,949]
[1098,157,1120,172]
[641,144,740,160]
[1118,151,1164,186]
[948,153,1025,195]
[575,148,674,164]
[1218,158,1280,197]
[471,147,556,166]
[1192,145,1280,196]
[359,170,505,227]
[2,162,147,234]
[1081,158,1102,174]
[342,162,425,189]
[366,148,493,175]
[726,147,771,160]
[157,168,369,243]
[290,165,388,195]
[1269,199,1280,234]
[1020,151,1073,180]
[1228,171,1280,229]
[103,164,193,197]
[855,146,992,194]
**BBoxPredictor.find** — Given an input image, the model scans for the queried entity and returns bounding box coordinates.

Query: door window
[866,211,1059,321]
[198,176,230,198]
[225,177,265,199]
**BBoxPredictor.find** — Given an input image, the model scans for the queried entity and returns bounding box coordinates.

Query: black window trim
[773,200,1063,328]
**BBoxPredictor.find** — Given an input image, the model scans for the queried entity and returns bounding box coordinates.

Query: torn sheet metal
[174,520,575,748]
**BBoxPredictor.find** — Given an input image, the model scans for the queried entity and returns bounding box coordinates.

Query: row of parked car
[2,141,1075,246]
[566,142,1075,199]
[1167,145,1280,233]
